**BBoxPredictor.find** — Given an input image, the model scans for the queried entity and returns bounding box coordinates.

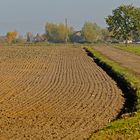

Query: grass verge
[88,114,140,140]
[84,46,140,140]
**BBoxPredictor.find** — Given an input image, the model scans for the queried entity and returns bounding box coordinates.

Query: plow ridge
[0,46,124,140]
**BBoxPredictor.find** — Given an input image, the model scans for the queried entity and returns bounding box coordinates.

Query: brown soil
[93,46,140,77]
[0,46,124,140]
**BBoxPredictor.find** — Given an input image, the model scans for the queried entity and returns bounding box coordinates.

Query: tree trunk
[125,38,128,47]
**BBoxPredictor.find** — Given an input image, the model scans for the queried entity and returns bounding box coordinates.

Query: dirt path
[0,46,124,140]
[93,46,140,77]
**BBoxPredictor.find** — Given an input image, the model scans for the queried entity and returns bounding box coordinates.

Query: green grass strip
[85,46,140,111]
[85,46,140,140]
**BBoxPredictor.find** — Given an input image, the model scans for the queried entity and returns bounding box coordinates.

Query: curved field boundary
[0,46,124,139]
[85,46,140,111]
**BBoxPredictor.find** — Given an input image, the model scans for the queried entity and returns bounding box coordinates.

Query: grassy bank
[89,113,140,140]
[112,44,140,56]
[85,47,140,140]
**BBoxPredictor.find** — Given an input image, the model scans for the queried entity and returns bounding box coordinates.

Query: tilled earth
[0,46,124,140]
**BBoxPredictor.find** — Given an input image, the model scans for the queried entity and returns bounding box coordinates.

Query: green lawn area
[85,46,140,140]
[113,44,140,56]
[89,113,140,140]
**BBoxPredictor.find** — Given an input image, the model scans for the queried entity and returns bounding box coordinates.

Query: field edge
[84,46,140,140]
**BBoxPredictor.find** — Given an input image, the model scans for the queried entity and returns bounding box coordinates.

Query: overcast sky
[0,0,140,35]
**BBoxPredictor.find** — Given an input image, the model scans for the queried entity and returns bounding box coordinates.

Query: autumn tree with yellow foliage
[6,31,17,44]
[45,23,73,43]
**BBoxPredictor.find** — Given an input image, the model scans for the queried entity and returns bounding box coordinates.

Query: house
[34,33,47,43]
[71,31,84,43]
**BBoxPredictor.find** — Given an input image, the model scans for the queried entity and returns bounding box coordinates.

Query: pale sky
[0,0,140,35]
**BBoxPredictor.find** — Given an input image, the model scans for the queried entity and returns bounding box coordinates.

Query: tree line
[44,22,110,43]
[0,4,140,45]
[0,22,110,44]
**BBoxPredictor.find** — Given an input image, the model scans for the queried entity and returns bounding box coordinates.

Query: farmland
[92,45,140,77]
[0,46,124,139]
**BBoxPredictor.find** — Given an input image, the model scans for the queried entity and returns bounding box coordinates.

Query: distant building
[34,33,47,43]
[71,31,84,43]
[123,40,133,44]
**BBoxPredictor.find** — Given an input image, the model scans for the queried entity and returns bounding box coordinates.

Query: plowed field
[0,46,124,140]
